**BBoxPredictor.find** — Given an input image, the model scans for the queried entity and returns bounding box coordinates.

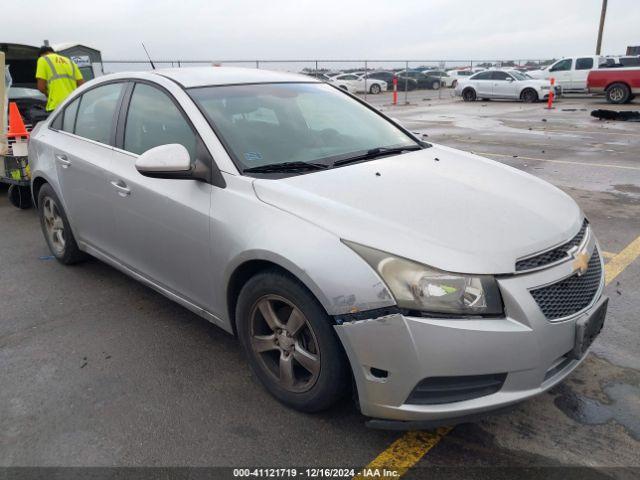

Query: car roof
[139,66,320,88]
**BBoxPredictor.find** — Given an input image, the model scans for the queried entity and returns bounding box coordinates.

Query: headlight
[344,241,503,316]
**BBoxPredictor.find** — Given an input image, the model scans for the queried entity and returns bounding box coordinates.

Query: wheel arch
[520,87,539,101]
[31,175,51,208]
[225,256,332,336]
[606,81,631,92]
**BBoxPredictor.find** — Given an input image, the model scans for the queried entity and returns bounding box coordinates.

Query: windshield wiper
[332,145,423,167]
[243,161,329,173]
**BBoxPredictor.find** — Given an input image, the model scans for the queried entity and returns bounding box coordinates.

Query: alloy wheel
[249,295,321,393]
[42,196,66,255]
[610,87,624,102]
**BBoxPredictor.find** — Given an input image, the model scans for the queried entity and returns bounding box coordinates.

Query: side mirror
[135,144,192,179]
[506,77,514,82]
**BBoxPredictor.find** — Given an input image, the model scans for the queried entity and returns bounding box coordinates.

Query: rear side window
[472,72,493,80]
[62,97,80,133]
[75,83,124,145]
[124,83,197,159]
[576,58,594,70]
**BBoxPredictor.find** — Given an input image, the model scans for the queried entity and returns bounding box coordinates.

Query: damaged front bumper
[334,243,606,428]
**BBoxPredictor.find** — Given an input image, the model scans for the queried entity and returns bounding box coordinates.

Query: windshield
[189,83,417,173]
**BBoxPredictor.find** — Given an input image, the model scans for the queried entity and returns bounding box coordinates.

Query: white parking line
[474,152,640,171]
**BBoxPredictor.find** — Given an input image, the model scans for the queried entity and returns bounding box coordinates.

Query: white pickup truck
[528,56,604,93]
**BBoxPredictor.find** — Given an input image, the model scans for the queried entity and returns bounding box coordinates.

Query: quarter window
[575,58,594,70]
[124,83,197,159]
[74,83,124,145]
[62,97,80,133]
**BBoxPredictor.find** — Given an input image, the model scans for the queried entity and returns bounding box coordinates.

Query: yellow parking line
[356,236,640,479]
[605,235,640,285]
[474,151,640,171]
[354,427,452,479]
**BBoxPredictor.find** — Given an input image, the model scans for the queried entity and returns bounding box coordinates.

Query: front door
[107,82,215,310]
[491,71,518,98]
[548,58,573,89]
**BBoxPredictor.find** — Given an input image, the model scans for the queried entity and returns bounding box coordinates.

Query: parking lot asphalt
[1,92,639,476]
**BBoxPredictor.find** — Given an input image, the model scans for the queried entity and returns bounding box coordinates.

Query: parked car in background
[328,73,387,94]
[422,70,455,87]
[455,70,555,102]
[304,72,334,81]
[446,69,476,88]
[364,71,418,91]
[399,70,442,89]
[29,67,607,427]
[587,67,640,104]
[528,56,604,92]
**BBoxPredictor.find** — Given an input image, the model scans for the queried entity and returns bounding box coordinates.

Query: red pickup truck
[587,68,640,104]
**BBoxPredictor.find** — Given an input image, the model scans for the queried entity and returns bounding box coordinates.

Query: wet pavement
[1,93,639,474]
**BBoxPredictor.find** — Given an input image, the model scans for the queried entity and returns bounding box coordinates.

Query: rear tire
[462,88,477,102]
[8,185,32,209]
[521,88,539,103]
[605,83,631,104]
[37,183,87,265]
[236,269,350,412]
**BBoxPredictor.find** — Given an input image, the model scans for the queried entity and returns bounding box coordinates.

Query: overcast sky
[4,0,639,62]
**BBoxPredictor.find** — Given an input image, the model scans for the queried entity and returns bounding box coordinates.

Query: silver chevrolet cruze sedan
[29,67,607,428]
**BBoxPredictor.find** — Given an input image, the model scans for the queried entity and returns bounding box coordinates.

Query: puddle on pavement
[553,381,640,441]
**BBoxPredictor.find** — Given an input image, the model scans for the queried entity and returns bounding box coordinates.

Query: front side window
[189,83,417,172]
[124,83,197,159]
[550,59,572,72]
[75,83,124,145]
[575,58,594,70]
[491,71,511,81]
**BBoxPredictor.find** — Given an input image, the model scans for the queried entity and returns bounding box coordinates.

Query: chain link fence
[101,59,557,103]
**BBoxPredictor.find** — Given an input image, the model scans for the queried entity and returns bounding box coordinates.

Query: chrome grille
[530,249,602,320]
[516,220,588,272]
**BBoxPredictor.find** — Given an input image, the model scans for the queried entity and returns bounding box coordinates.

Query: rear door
[49,82,126,253]
[572,57,595,90]
[107,81,215,309]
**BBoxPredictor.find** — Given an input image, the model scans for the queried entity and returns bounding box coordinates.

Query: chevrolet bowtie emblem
[573,251,590,276]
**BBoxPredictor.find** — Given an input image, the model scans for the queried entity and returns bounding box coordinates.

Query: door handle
[55,154,72,168]
[110,180,131,197]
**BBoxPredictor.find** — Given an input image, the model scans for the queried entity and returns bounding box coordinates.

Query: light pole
[595,0,608,55]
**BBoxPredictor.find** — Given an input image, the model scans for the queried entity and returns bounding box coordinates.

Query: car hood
[253,145,582,274]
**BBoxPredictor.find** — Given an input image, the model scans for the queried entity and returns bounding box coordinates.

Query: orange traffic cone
[7,102,29,140]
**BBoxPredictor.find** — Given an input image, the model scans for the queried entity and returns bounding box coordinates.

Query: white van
[528,56,604,92]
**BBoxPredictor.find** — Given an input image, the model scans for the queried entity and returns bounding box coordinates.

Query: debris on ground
[591,110,640,122]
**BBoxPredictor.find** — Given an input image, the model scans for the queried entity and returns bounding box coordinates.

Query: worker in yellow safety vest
[35,46,85,113]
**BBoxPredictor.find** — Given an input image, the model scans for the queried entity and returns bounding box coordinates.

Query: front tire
[605,83,631,104]
[236,270,350,412]
[37,183,87,264]
[521,88,539,103]
[430,80,441,90]
[369,83,381,94]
